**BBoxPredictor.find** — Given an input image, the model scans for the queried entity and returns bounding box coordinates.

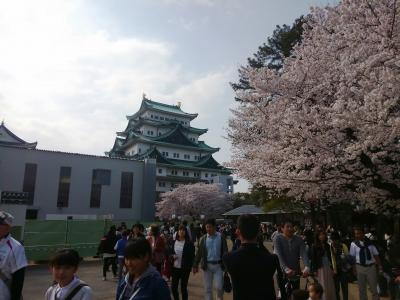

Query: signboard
[1,191,30,204]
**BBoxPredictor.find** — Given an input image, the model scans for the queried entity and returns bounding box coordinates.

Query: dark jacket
[223,243,286,300]
[193,233,228,271]
[116,265,171,300]
[98,233,117,255]
[170,239,195,270]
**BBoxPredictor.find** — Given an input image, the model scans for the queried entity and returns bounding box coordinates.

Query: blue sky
[0,0,337,192]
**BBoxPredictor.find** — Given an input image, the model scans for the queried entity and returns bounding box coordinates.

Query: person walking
[330,232,350,300]
[310,230,337,300]
[45,249,93,300]
[182,220,193,243]
[147,224,166,274]
[130,223,145,241]
[193,218,228,300]
[114,230,129,280]
[223,214,286,300]
[116,238,171,300]
[170,224,195,300]
[97,226,118,281]
[350,227,383,300]
[274,219,310,290]
[0,211,28,300]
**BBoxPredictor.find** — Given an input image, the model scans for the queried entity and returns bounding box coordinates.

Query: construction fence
[14,219,157,261]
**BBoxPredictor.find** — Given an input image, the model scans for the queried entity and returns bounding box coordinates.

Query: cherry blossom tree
[156,183,233,220]
[228,0,400,214]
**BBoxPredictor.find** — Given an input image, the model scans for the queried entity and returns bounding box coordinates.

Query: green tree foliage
[232,185,292,211]
[230,16,306,96]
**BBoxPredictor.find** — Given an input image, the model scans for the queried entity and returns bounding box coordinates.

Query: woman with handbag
[147,224,166,274]
[330,232,350,300]
[170,224,195,300]
[311,230,337,300]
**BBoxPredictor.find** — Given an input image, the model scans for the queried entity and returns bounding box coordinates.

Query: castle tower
[107,97,234,199]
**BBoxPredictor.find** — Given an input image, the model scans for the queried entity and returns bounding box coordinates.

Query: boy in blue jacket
[116,238,171,300]
[115,230,129,279]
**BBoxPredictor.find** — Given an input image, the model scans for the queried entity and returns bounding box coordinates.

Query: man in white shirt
[193,218,228,300]
[0,211,28,300]
[349,227,382,300]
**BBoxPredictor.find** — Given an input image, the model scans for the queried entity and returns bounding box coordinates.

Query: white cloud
[0,1,175,153]
[168,70,233,114]
[0,0,233,156]
[159,0,215,7]
[0,0,250,192]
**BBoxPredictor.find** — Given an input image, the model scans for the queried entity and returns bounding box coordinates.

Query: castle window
[23,163,37,205]
[90,169,111,208]
[57,166,71,208]
[155,115,159,119]
[120,172,133,208]
[158,168,163,174]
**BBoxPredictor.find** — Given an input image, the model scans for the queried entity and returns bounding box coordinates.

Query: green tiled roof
[137,147,171,164]
[120,117,208,136]
[134,147,230,173]
[127,98,198,120]
[118,125,218,153]
[163,156,231,173]
[144,99,196,116]
[197,141,217,150]
[154,125,198,146]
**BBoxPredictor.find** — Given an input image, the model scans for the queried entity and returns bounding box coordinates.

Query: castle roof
[118,117,208,137]
[136,147,231,173]
[127,98,198,121]
[0,122,37,149]
[112,124,219,154]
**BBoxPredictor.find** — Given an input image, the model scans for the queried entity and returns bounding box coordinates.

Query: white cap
[0,211,14,226]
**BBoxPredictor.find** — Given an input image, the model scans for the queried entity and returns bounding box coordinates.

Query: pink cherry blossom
[156,183,233,219]
[228,0,400,214]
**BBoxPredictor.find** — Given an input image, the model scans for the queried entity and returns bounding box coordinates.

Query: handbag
[223,272,232,293]
[163,257,172,279]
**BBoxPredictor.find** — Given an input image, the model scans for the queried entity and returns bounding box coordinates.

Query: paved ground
[23,241,388,299]
[23,259,232,300]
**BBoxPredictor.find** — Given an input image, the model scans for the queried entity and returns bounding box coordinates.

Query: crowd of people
[1,208,400,300]
[94,217,400,300]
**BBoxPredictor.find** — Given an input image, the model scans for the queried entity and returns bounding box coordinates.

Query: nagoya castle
[107,95,235,199]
